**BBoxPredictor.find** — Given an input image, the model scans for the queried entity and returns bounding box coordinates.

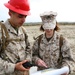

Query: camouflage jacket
[32,31,75,74]
[0,20,31,75]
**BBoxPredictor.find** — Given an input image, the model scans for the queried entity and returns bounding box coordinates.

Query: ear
[8,11,11,16]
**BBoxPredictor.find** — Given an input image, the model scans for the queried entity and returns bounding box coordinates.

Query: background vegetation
[24,22,75,26]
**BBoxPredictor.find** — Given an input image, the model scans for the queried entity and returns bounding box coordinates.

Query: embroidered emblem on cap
[40,11,57,30]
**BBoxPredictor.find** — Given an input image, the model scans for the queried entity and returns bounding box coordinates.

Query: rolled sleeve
[0,58,15,74]
[4,62,15,74]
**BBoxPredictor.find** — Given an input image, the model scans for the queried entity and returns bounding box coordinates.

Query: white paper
[30,66,69,75]
[29,66,38,74]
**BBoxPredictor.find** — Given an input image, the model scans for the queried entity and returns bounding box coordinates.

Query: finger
[22,60,29,64]
[21,64,30,71]
[39,61,47,68]
[41,62,47,68]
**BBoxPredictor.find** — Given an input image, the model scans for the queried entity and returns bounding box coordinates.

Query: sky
[0,0,75,22]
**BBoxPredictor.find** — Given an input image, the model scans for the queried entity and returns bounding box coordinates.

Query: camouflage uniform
[32,31,75,74]
[0,20,31,75]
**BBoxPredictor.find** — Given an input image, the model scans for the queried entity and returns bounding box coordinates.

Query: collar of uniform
[41,32,57,44]
[4,19,23,35]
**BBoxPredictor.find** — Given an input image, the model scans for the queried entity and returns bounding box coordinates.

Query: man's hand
[15,60,30,71]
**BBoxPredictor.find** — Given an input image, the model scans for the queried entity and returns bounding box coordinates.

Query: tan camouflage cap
[40,11,57,29]
[40,11,57,17]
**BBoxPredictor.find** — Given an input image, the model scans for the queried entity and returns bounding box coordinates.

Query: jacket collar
[4,19,23,36]
[42,31,58,44]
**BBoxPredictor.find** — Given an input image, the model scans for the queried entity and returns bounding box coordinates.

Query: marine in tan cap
[0,0,31,75]
[32,11,75,75]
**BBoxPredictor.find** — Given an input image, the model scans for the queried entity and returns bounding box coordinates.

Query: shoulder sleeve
[61,36,75,74]
[0,23,15,74]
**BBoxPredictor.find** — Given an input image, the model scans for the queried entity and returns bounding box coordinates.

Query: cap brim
[4,3,31,16]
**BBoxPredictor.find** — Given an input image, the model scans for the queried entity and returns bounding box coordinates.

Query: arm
[0,27,15,74]
[0,58,15,74]
[32,39,40,64]
[0,58,30,74]
[61,37,75,74]
[32,39,47,68]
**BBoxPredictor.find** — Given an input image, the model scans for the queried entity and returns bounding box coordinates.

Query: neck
[46,31,54,38]
[8,19,19,29]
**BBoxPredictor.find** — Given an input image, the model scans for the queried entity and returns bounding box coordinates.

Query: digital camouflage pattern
[0,20,31,75]
[32,31,75,74]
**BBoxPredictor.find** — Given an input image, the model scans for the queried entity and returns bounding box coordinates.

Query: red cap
[4,0,31,15]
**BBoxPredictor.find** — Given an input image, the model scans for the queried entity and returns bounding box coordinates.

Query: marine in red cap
[0,0,31,75]
[4,0,31,28]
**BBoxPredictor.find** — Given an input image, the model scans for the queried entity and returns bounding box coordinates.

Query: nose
[21,17,26,22]
[19,15,27,22]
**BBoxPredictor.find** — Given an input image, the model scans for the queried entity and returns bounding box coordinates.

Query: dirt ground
[24,25,75,75]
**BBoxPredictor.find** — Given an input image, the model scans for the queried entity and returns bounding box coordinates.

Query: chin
[19,23,23,26]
